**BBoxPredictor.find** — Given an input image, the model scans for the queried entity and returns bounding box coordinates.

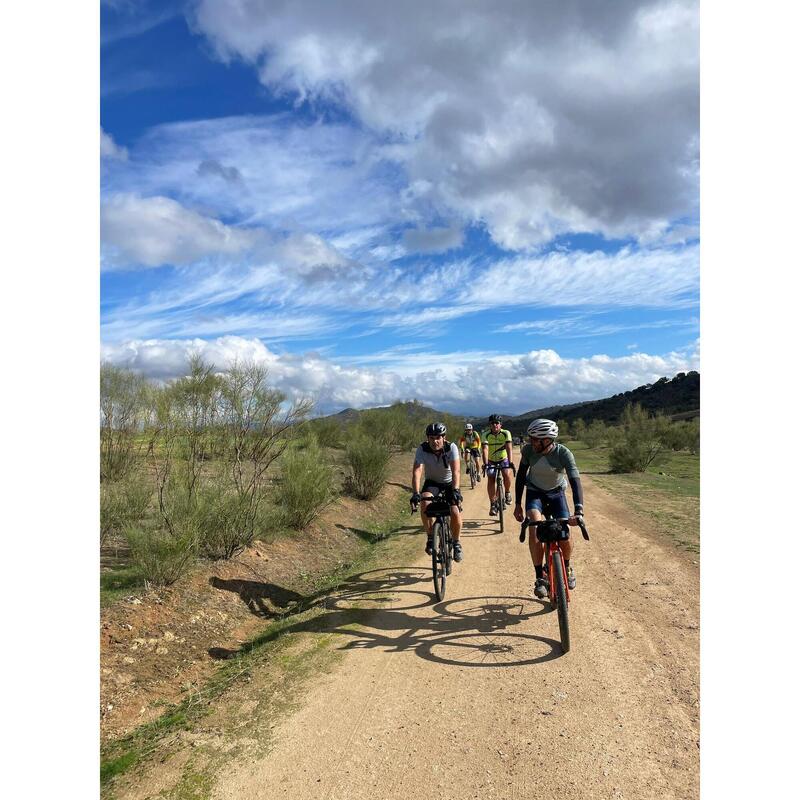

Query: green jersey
[482,428,513,462]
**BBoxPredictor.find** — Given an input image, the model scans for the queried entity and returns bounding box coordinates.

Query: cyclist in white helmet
[513,418,585,598]
[458,423,482,484]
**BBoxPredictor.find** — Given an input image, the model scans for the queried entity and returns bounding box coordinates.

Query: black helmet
[488,414,502,424]
[425,421,447,437]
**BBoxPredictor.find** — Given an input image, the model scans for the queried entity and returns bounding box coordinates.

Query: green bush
[608,403,671,473]
[101,475,153,544]
[685,418,700,455]
[275,435,337,529]
[345,435,391,500]
[124,524,197,587]
[582,420,607,449]
[306,417,345,449]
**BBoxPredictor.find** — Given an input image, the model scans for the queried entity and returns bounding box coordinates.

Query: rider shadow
[335,523,418,543]
[222,562,561,666]
[459,520,502,537]
[209,576,305,618]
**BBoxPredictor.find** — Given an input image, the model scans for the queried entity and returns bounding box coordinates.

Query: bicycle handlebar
[518,516,590,542]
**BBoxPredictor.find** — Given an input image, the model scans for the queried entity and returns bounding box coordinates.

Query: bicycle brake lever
[577,518,590,540]
[519,521,527,543]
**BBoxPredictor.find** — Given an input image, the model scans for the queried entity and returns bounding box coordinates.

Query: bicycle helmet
[488,414,502,424]
[526,418,559,439]
[425,421,447,437]
[464,423,473,431]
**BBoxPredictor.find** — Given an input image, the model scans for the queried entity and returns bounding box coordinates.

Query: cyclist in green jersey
[481,414,514,516]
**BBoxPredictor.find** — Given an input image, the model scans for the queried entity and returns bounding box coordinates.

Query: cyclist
[458,423,482,484]
[410,422,464,562]
[481,414,514,516]
[512,419,584,598]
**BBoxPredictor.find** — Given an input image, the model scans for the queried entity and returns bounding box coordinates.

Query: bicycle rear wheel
[551,551,570,653]
[432,520,447,601]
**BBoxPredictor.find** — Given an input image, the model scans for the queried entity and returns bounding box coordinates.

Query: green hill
[502,370,699,436]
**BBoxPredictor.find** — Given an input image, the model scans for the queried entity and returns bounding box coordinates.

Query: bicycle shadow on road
[212,566,561,667]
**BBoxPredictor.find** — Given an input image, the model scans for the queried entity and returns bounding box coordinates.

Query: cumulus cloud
[101,128,128,161]
[101,193,262,269]
[101,335,699,415]
[190,0,699,249]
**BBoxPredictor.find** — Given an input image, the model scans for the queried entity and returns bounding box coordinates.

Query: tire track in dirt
[204,469,699,800]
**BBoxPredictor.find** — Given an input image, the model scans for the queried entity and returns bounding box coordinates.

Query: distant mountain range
[322,371,699,437]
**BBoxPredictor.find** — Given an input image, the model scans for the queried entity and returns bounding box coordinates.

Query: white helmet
[527,418,559,439]
[464,423,473,431]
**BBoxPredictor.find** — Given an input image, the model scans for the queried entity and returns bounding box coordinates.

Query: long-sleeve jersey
[514,442,584,509]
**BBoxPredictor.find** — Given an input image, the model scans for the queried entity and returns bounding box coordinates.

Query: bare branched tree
[100,363,148,481]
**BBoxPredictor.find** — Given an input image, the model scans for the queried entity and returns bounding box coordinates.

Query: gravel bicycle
[464,449,481,489]
[484,461,516,532]
[411,496,461,601]
[519,516,590,653]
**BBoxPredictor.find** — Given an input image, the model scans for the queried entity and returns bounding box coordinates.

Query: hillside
[503,370,700,435]
[319,371,699,437]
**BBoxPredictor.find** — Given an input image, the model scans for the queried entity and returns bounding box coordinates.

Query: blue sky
[100,0,699,415]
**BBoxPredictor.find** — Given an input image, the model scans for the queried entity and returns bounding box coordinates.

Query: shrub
[306,417,345,449]
[275,435,337,529]
[124,523,197,587]
[582,420,607,449]
[608,403,671,473]
[100,363,148,481]
[101,474,153,545]
[195,484,274,559]
[345,435,391,500]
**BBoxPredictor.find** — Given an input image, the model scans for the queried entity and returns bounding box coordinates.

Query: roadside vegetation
[554,404,700,553]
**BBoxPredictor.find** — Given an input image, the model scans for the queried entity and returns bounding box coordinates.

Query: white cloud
[100,128,128,161]
[189,0,699,249]
[101,335,700,415]
[101,194,262,269]
[402,225,464,254]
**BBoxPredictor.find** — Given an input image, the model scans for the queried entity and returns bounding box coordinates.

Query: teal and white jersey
[519,442,580,492]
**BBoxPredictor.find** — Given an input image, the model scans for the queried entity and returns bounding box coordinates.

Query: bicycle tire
[469,461,476,489]
[498,486,505,532]
[551,551,570,653]
[432,520,447,601]
[444,519,453,576]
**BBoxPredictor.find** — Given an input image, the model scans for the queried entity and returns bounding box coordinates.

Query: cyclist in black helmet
[481,414,514,516]
[410,422,464,562]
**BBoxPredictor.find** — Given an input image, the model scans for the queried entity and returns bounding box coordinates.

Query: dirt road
[203,473,699,800]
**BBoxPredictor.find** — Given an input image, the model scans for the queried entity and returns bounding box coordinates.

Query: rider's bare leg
[420,492,435,535]
[502,468,512,493]
[527,508,545,567]
[486,473,496,501]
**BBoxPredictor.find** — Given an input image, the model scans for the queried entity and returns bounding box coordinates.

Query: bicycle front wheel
[469,462,476,489]
[551,552,570,653]
[498,488,505,532]
[432,520,447,601]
